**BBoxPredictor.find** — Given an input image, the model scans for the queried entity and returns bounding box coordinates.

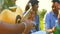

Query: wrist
[22,22,27,33]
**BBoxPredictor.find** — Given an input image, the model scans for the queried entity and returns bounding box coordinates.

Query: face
[33,4,39,11]
[54,2,60,10]
[57,3,60,10]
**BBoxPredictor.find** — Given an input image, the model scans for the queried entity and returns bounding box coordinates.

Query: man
[44,0,60,34]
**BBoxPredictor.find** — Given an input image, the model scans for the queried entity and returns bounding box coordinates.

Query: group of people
[0,0,60,34]
[0,0,40,34]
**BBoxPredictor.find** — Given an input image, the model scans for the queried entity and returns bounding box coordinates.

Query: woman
[24,0,40,33]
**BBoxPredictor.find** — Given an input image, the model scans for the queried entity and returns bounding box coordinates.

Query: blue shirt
[23,12,40,33]
[44,11,58,33]
[30,14,40,33]
[31,31,46,34]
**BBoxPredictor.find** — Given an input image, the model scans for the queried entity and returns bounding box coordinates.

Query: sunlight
[16,0,52,12]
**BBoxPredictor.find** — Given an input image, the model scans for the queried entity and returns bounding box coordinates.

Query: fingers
[22,19,34,34]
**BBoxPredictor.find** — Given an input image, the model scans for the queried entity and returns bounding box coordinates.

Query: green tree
[38,9,47,30]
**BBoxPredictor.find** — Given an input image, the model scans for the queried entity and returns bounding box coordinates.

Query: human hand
[22,19,34,34]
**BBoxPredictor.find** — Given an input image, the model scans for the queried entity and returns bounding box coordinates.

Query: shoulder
[44,11,53,21]
[44,11,53,17]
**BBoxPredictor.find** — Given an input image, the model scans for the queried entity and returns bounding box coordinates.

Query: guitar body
[0,7,23,24]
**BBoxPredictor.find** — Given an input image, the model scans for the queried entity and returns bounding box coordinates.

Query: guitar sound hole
[16,15,21,24]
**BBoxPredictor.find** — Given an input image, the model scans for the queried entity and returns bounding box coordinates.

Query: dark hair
[52,2,55,10]
[25,2,30,11]
[25,0,39,11]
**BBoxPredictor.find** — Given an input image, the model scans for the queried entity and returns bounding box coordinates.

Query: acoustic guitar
[0,7,23,24]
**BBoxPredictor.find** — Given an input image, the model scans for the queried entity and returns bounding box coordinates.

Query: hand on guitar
[22,19,34,34]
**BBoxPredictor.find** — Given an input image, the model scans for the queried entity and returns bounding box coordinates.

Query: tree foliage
[38,9,47,30]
